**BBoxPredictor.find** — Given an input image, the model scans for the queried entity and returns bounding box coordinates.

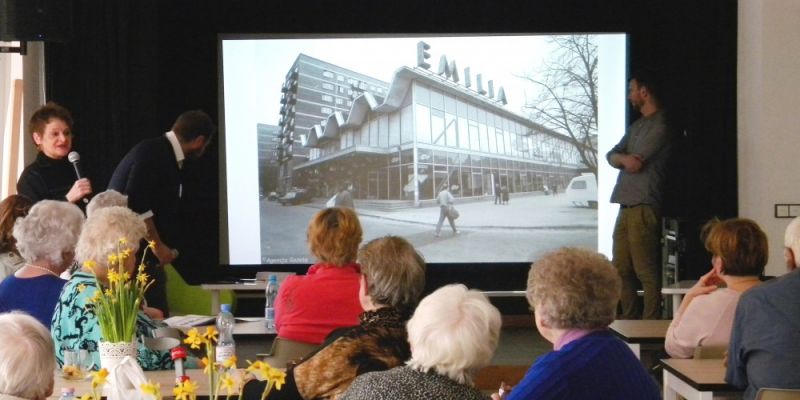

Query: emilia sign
[416,41,508,105]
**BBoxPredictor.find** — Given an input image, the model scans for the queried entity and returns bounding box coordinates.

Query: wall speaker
[0,0,72,42]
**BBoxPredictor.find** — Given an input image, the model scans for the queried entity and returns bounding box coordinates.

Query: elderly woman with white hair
[0,200,84,327]
[0,312,57,400]
[51,206,174,371]
[495,248,659,400]
[341,284,501,400]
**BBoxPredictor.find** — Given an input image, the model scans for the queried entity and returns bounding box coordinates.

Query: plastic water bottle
[58,387,75,400]
[215,303,236,366]
[264,274,279,331]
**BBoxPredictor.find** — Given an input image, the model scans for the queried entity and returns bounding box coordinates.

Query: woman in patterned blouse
[50,206,174,371]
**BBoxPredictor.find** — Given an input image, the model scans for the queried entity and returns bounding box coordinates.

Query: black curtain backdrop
[41,0,737,287]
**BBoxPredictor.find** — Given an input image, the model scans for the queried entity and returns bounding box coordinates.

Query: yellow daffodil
[78,394,93,400]
[203,326,219,344]
[89,290,102,304]
[219,373,236,394]
[91,368,109,388]
[107,269,120,285]
[268,368,287,390]
[140,381,161,399]
[83,260,97,271]
[246,360,272,381]
[173,379,198,400]
[221,354,237,369]
[108,253,118,265]
[136,272,150,285]
[183,327,205,349]
[77,283,87,293]
[200,357,212,374]
[119,237,128,245]
[138,263,146,273]
[148,240,157,250]
[104,288,113,297]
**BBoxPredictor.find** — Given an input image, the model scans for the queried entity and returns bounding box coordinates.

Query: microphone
[67,151,89,204]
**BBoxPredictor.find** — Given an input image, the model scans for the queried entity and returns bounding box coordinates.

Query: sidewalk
[310,193,597,230]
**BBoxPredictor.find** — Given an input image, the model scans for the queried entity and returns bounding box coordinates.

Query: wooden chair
[693,345,727,359]
[756,388,800,400]
[256,337,319,368]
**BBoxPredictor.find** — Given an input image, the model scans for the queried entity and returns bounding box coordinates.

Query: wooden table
[662,280,697,317]
[661,358,740,400]
[50,368,221,399]
[609,319,670,359]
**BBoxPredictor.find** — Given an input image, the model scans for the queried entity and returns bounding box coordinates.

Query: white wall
[738,0,800,277]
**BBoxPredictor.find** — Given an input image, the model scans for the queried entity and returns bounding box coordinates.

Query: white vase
[98,341,137,371]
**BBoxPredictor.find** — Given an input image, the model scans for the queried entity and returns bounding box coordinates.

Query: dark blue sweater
[507,330,660,400]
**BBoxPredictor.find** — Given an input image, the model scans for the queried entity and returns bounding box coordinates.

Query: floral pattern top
[50,271,174,370]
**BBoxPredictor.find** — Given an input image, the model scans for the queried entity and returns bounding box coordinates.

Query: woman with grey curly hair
[0,200,84,327]
[494,248,660,400]
[51,206,174,371]
[0,312,57,400]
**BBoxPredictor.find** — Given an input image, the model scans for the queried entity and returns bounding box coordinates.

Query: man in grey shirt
[726,216,800,399]
[607,70,671,320]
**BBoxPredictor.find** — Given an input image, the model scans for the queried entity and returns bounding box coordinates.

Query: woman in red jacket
[274,207,364,344]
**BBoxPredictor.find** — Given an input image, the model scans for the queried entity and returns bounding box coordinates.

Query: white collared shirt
[165,130,185,169]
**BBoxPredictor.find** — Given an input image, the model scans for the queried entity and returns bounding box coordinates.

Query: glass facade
[296,80,586,202]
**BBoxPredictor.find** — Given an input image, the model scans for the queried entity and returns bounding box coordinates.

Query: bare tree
[523,35,598,178]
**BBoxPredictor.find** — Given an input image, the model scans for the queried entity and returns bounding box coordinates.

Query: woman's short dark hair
[28,102,73,138]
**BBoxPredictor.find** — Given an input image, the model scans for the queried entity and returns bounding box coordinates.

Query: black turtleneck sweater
[17,152,76,203]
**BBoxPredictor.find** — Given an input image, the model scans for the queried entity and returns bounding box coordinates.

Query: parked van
[566,173,598,208]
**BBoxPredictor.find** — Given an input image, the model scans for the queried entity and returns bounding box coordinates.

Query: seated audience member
[83,190,163,320]
[497,248,660,400]
[0,195,33,282]
[85,189,128,217]
[665,218,767,358]
[275,207,364,345]
[243,235,426,400]
[51,206,173,370]
[0,201,84,327]
[341,284,501,400]
[726,216,800,399]
[0,312,56,400]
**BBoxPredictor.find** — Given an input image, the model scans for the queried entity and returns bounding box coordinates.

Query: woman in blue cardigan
[497,248,660,400]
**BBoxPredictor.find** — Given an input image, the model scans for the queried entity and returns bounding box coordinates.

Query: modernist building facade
[276,54,389,190]
[289,64,588,204]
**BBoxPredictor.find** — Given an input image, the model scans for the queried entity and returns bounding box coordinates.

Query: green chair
[165,264,236,315]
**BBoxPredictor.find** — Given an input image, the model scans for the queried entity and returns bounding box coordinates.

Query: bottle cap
[269,274,277,281]
[61,387,75,394]
[221,304,232,313]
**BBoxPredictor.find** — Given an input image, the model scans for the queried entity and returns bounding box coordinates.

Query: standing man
[607,70,671,320]
[334,181,355,209]
[494,182,501,205]
[108,110,215,317]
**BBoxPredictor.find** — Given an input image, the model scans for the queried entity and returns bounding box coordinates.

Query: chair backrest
[693,345,727,359]
[756,388,800,400]
[257,337,319,368]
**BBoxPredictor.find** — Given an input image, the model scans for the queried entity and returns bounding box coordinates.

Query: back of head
[406,284,501,385]
[784,216,800,270]
[0,312,55,399]
[28,101,73,138]
[702,218,768,276]
[0,195,33,253]
[12,200,85,266]
[171,110,216,142]
[86,190,128,218]
[357,236,426,314]
[76,206,146,268]
[528,247,620,330]
[307,207,362,266]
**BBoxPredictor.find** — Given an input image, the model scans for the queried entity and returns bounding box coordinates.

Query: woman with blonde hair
[51,206,173,370]
[341,284,501,400]
[274,207,364,344]
[665,218,767,358]
[0,200,84,327]
[496,248,659,400]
